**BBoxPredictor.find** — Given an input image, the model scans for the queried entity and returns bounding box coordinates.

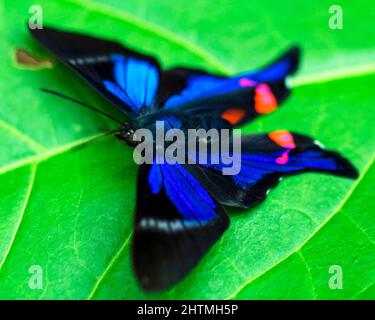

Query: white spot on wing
[170,220,183,231]
[314,140,325,149]
[157,220,169,231]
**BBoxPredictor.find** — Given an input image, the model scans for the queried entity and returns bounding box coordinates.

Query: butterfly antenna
[40,88,123,125]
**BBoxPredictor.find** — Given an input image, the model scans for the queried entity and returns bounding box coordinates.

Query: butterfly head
[116,122,139,147]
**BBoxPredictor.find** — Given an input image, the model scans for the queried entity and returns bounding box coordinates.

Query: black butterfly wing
[29,26,161,118]
[160,47,300,126]
[133,163,229,291]
[187,131,358,209]
[30,26,300,127]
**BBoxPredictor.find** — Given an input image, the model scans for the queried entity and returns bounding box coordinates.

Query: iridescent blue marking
[243,58,291,82]
[164,51,295,110]
[103,80,137,109]
[164,75,242,110]
[103,54,158,110]
[161,115,182,130]
[161,163,216,221]
[148,163,163,194]
[205,149,340,189]
[147,162,216,221]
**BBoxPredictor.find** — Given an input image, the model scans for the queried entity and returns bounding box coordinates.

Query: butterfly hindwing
[29,26,161,118]
[187,131,358,209]
[133,163,229,291]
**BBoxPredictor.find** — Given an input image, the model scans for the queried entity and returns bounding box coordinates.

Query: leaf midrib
[0,130,115,176]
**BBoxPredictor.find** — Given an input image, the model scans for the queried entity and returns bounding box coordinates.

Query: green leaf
[0,0,373,299]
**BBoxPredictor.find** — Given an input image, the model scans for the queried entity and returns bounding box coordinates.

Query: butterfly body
[114,122,139,146]
[29,26,358,292]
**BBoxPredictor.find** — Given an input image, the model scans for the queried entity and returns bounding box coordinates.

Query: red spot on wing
[254,84,278,114]
[221,108,246,124]
[268,130,296,149]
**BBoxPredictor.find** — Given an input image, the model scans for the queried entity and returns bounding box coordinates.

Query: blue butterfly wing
[103,55,159,112]
[161,47,300,126]
[29,26,160,118]
[187,131,358,209]
[133,162,229,291]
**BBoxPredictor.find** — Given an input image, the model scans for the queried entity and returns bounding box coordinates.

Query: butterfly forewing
[30,26,161,118]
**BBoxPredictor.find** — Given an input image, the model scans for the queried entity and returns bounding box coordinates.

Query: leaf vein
[0,118,46,153]
[0,163,37,272]
[344,213,375,248]
[87,231,133,300]
[0,130,115,177]
[297,251,317,299]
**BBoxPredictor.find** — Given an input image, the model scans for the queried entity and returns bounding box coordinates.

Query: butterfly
[29,26,358,292]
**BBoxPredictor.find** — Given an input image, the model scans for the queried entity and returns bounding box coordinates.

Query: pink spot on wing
[256,83,270,93]
[239,78,256,87]
[276,150,290,165]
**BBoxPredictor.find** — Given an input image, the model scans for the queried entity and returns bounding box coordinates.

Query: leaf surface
[0,0,373,299]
